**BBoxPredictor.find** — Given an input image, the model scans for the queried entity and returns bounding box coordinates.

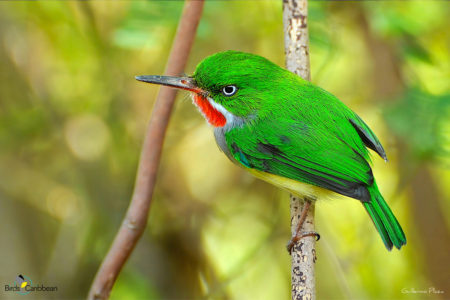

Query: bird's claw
[286,231,320,254]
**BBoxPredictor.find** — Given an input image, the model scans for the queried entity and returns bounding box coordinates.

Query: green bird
[136,51,406,251]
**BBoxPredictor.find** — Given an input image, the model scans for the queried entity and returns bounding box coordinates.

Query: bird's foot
[286,231,320,254]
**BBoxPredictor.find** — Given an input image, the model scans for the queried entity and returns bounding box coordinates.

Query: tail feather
[363,185,406,250]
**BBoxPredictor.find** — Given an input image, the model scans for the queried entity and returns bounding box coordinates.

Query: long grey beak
[135,75,201,93]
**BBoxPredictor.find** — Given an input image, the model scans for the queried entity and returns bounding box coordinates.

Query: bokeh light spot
[46,186,79,221]
[65,114,110,161]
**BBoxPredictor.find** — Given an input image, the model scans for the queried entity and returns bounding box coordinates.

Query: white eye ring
[222,85,237,96]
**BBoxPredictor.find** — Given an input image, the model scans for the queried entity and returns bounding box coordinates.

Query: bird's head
[136,51,298,129]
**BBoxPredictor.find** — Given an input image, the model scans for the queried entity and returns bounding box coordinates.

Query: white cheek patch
[207,97,235,125]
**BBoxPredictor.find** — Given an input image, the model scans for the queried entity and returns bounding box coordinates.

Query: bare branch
[87,1,204,299]
[283,0,316,299]
[283,0,311,81]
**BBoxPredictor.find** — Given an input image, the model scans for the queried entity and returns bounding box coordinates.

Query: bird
[16,275,28,289]
[136,50,406,251]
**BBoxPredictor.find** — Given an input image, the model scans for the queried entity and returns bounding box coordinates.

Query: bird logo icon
[15,274,32,295]
[16,275,28,288]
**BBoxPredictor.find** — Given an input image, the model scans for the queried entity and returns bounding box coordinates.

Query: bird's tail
[363,184,406,250]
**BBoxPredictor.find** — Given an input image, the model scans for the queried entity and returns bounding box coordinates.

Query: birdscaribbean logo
[4,274,58,295]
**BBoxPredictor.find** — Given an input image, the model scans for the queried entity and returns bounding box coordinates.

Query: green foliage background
[0,1,449,299]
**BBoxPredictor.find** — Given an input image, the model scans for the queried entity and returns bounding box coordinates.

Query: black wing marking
[350,118,387,161]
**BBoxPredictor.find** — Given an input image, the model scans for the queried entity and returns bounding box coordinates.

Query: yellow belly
[248,168,334,200]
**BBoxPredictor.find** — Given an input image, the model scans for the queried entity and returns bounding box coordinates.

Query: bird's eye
[222,85,237,96]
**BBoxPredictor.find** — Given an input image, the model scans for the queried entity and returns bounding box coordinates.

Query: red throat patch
[193,94,226,127]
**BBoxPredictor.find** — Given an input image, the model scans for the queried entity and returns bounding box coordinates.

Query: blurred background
[0,1,449,299]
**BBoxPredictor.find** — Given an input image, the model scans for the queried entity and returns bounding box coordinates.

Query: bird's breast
[214,127,235,161]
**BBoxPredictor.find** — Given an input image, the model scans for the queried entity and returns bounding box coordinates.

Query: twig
[87,1,204,299]
[282,0,316,299]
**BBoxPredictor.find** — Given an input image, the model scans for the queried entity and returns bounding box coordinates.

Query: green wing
[225,85,386,202]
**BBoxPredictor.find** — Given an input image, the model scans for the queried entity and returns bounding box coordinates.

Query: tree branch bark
[283,0,316,299]
[87,1,204,299]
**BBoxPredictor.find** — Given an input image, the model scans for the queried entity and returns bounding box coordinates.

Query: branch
[87,1,204,299]
[283,0,316,299]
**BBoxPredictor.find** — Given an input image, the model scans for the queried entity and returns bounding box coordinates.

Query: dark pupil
[224,86,234,94]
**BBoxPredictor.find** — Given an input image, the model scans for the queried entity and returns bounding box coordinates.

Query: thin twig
[87,1,204,299]
[283,0,316,299]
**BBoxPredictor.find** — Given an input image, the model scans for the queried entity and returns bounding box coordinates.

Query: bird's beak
[135,75,203,94]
